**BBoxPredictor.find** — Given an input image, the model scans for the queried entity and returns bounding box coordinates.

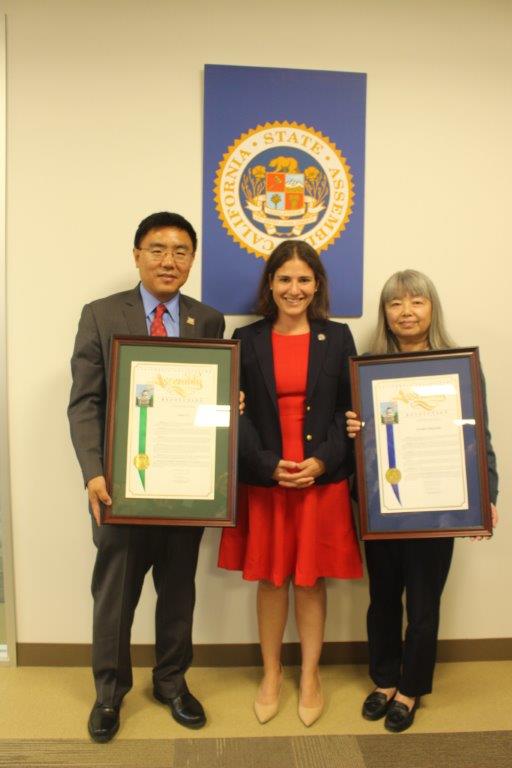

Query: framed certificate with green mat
[103,335,240,526]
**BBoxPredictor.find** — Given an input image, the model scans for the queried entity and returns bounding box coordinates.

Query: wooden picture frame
[349,348,492,540]
[103,336,240,527]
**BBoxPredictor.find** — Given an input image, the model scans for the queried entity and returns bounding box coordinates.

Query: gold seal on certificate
[385,467,402,484]
[134,453,150,470]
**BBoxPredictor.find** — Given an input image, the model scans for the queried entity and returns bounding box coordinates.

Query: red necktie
[150,303,167,336]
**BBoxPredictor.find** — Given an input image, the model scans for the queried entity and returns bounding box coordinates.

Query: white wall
[4,0,511,646]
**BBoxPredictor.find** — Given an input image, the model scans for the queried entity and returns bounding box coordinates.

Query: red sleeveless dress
[218,331,362,587]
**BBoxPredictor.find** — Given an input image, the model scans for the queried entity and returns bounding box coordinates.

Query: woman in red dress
[218,240,362,726]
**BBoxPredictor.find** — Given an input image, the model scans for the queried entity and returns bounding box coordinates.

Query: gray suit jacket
[68,285,225,485]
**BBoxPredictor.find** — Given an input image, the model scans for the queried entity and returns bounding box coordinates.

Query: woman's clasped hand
[272,457,326,488]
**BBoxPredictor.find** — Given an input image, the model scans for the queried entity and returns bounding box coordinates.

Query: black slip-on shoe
[362,690,394,721]
[384,698,419,733]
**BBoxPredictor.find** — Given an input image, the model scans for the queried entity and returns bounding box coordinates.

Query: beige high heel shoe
[298,684,324,727]
[254,670,283,724]
[254,697,280,724]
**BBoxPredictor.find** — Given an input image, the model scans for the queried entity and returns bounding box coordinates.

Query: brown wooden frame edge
[16,639,512,667]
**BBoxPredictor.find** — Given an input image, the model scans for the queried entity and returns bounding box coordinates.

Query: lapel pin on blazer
[186,316,195,326]
[317,333,326,341]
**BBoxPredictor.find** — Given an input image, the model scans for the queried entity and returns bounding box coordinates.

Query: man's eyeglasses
[138,247,194,264]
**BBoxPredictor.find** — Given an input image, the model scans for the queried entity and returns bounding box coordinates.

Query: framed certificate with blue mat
[349,348,492,539]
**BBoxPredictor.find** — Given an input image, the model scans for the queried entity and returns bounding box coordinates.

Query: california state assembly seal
[214,121,354,260]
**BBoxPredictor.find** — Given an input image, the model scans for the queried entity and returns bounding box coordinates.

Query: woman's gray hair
[369,270,456,353]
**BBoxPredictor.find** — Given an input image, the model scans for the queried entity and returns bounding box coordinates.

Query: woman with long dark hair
[219,240,362,726]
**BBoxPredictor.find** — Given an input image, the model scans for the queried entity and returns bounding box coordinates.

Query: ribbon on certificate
[385,422,402,504]
[133,405,150,489]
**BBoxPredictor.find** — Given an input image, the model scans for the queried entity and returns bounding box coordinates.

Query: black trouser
[364,537,454,697]
[91,520,204,706]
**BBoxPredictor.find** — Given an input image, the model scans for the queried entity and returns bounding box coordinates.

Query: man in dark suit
[68,212,225,742]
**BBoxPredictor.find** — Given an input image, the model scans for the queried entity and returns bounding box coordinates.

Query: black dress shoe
[88,703,120,743]
[362,690,394,721]
[154,689,206,729]
[384,698,419,733]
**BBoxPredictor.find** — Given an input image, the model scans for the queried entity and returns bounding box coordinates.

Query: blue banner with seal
[202,64,366,317]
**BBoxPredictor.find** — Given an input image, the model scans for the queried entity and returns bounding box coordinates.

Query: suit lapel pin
[186,316,195,326]
[317,333,326,341]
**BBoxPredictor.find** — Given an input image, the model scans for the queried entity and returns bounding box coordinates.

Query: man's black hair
[134,212,197,251]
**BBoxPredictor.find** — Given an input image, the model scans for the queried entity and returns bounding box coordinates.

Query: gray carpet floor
[1,732,511,768]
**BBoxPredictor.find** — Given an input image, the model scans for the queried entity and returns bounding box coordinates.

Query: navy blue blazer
[236,318,357,487]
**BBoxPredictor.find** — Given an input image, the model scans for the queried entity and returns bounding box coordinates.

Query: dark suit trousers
[364,537,454,697]
[91,520,203,706]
